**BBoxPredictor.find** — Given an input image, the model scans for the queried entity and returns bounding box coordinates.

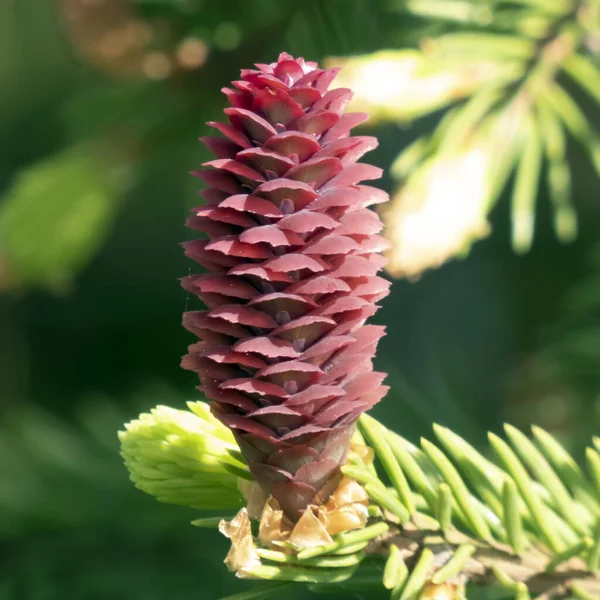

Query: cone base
[257,476,369,549]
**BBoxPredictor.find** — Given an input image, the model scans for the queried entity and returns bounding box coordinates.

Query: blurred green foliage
[0,144,131,292]
[332,0,600,277]
[0,0,599,598]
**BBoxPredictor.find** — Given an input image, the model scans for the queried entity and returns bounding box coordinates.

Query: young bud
[119,403,246,510]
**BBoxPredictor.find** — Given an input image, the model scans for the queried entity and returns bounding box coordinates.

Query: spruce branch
[113,46,600,600]
[120,405,600,599]
[331,0,600,277]
[356,415,600,599]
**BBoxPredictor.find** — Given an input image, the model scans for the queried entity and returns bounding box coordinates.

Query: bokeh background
[1,0,600,598]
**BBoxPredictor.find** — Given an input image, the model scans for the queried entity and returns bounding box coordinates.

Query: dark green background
[1,1,599,598]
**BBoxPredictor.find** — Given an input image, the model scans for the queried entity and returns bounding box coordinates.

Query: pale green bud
[119,402,250,510]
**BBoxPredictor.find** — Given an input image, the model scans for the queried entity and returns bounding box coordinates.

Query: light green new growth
[120,405,600,599]
[344,0,600,279]
[492,564,530,599]
[504,424,592,535]
[360,415,416,515]
[384,545,408,590]
[119,402,247,510]
[420,436,491,541]
[397,548,434,600]
[588,520,600,572]
[431,544,475,584]
[488,432,564,552]
[502,477,527,555]
[436,483,452,534]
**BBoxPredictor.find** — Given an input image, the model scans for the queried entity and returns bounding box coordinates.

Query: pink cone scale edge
[181,53,391,522]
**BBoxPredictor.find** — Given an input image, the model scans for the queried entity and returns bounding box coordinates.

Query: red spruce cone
[181,53,390,522]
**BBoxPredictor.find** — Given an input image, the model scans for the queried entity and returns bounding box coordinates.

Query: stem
[372,518,600,598]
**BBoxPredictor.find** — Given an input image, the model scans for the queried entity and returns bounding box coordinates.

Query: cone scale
[182,53,390,522]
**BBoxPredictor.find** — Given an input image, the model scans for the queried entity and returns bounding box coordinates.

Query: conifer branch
[352,415,600,599]
[120,406,600,599]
